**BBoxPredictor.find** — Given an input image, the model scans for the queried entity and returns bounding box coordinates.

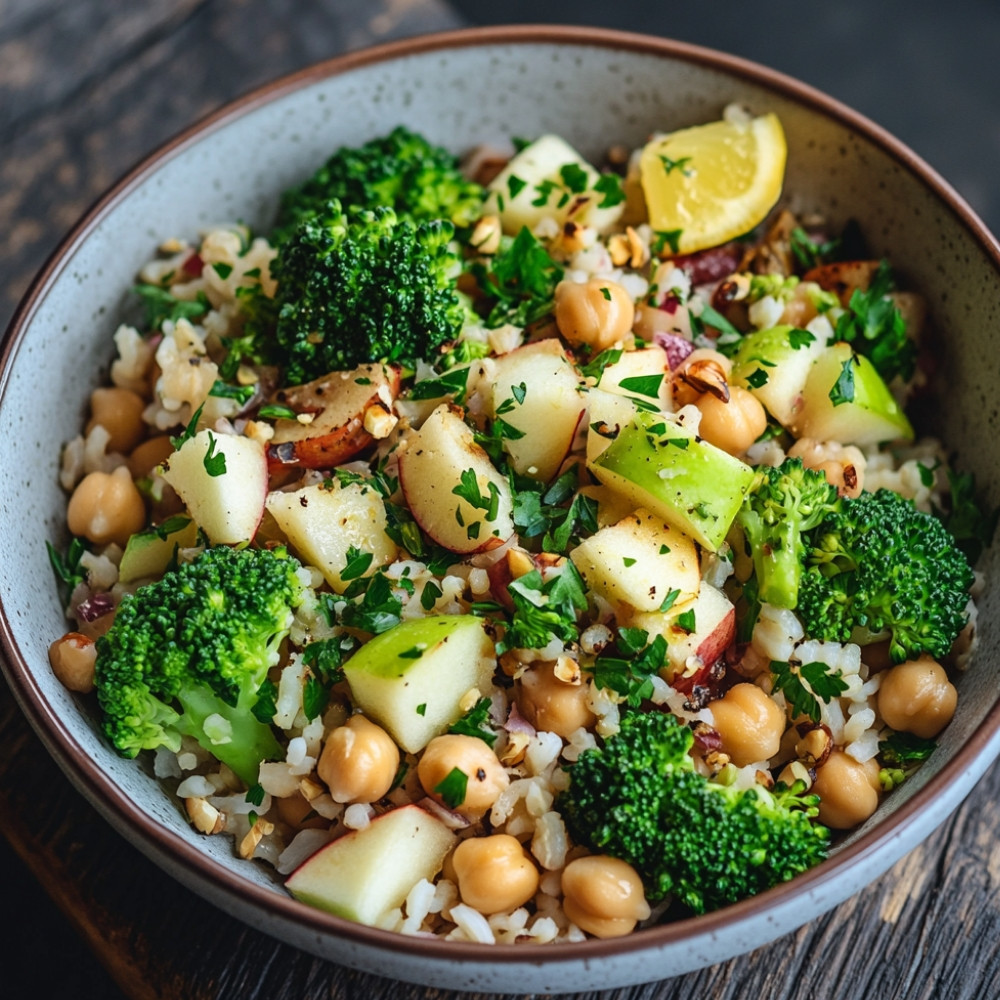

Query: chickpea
[67,466,146,547]
[518,662,595,738]
[127,435,175,480]
[86,386,147,454]
[708,682,786,767]
[417,733,509,817]
[317,715,399,804]
[561,855,651,938]
[554,278,635,352]
[788,438,866,499]
[451,834,540,914]
[275,792,328,831]
[811,750,881,829]
[694,386,768,456]
[48,632,97,693]
[878,655,957,739]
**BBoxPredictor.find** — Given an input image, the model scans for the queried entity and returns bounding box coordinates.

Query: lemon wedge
[639,112,786,255]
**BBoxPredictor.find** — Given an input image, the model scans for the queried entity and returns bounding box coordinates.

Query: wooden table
[3,3,1000,998]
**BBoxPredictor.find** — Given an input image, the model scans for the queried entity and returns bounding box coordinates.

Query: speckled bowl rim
[4,22,1000,982]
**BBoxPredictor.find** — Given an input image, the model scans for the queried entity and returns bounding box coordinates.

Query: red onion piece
[653,331,695,370]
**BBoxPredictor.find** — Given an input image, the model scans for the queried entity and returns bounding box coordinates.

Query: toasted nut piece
[794,726,833,768]
[239,817,275,859]
[470,215,502,255]
[186,797,224,835]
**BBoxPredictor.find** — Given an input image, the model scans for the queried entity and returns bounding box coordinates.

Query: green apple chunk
[793,341,914,446]
[571,508,700,614]
[159,429,268,545]
[588,410,756,551]
[286,804,456,926]
[343,615,496,754]
[585,387,639,463]
[265,480,397,594]
[118,516,198,584]
[730,323,830,426]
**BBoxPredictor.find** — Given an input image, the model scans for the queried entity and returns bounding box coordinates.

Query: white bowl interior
[3,31,1000,992]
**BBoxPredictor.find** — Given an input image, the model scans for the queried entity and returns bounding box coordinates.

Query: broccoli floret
[556,709,829,914]
[94,545,305,785]
[734,458,840,610]
[798,488,973,663]
[271,201,467,384]
[274,125,483,242]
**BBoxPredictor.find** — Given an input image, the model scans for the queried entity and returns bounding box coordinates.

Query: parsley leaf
[770,659,848,723]
[829,356,856,407]
[434,767,468,809]
[133,285,209,332]
[202,432,227,477]
[498,563,587,654]
[591,631,668,707]
[449,697,498,747]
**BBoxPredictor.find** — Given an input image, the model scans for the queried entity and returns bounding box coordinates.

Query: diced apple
[483,134,624,235]
[343,615,496,754]
[730,323,830,426]
[627,581,736,692]
[588,410,756,551]
[570,509,699,614]
[286,804,456,926]
[265,480,397,593]
[397,404,514,554]
[159,430,267,545]
[488,339,585,482]
[792,341,914,446]
[118,516,198,584]
[266,364,401,470]
[596,344,671,411]
[585,387,639,463]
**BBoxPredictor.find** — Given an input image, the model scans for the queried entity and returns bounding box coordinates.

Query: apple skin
[285,804,456,926]
[792,342,914,446]
[626,581,736,694]
[730,323,830,427]
[342,614,496,754]
[266,363,400,470]
[588,410,756,551]
[118,516,198,584]
[397,404,514,554]
[159,429,267,545]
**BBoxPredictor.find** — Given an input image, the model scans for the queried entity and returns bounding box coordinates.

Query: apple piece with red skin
[397,403,514,554]
[285,804,456,927]
[266,363,401,470]
[158,429,267,545]
[488,338,586,482]
[626,581,736,694]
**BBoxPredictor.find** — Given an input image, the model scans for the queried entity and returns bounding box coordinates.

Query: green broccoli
[798,488,973,663]
[556,709,829,914]
[270,201,468,384]
[274,125,483,242]
[734,458,840,610]
[94,545,306,785]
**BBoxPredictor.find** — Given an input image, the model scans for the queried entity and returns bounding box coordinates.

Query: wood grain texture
[5,673,1000,1000]
[3,2,1000,999]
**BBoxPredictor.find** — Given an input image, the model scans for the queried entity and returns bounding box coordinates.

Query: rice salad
[47,107,992,943]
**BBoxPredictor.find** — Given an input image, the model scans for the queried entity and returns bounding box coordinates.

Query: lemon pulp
[639,112,786,255]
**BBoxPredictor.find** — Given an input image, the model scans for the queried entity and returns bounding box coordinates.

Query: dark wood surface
[3,3,1000,999]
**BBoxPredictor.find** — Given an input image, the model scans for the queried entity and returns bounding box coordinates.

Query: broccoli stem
[175,683,282,786]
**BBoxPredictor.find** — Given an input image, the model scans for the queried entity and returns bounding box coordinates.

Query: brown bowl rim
[3,22,1000,972]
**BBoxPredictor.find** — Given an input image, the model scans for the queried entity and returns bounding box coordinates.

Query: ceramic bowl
[2,25,1000,994]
